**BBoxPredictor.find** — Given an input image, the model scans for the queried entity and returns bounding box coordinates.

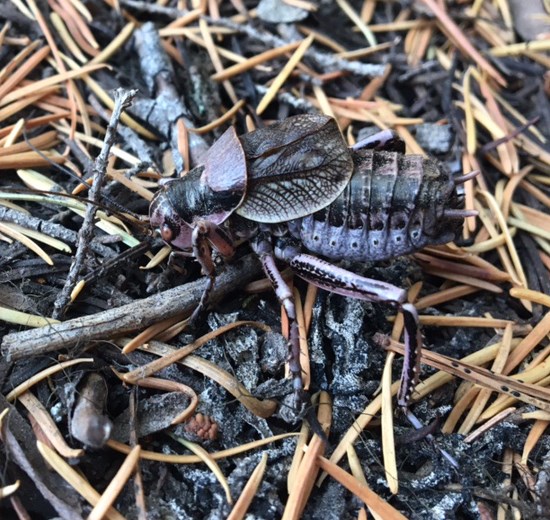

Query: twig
[205,16,387,77]
[52,88,137,319]
[1,254,262,361]
[0,206,116,259]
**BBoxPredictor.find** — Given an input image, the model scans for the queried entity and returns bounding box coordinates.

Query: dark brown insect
[149,114,476,408]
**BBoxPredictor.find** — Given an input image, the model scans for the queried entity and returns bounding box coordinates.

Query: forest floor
[1,1,550,519]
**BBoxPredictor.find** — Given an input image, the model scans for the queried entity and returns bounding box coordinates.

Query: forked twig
[52,88,137,319]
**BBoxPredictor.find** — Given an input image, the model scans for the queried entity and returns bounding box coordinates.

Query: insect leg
[188,221,235,324]
[251,234,304,397]
[286,252,422,408]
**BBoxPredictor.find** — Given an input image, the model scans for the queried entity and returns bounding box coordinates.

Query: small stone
[257,0,309,23]
[414,123,454,154]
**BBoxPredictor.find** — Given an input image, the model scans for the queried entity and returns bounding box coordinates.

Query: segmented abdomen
[290,149,462,262]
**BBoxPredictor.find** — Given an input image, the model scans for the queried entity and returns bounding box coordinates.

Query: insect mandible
[149,114,476,408]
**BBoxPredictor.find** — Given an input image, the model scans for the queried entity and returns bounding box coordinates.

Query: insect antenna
[80,240,153,285]
[21,125,150,226]
[3,187,149,231]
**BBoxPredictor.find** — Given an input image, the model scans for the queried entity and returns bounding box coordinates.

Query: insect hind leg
[286,252,422,408]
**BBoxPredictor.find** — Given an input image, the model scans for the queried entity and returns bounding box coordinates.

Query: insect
[149,114,476,408]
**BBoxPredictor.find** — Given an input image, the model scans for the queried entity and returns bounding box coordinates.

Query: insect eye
[160,223,174,243]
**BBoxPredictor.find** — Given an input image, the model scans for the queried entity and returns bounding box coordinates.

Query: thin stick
[1,255,263,361]
[52,88,137,318]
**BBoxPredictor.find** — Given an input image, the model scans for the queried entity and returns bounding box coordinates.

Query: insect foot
[285,253,422,407]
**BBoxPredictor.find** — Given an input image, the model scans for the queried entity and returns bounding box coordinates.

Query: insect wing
[203,125,246,196]
[236,114,353,223]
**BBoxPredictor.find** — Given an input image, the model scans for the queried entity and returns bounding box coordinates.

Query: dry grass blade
[456,323,513,434]
[478,78,518,174]
[408,315,513,328]
[14,168,141,248]
[0,45,50,100]
[415,285,480,310]
[510,288,550,308]
[227,453,268,520]
[463,67,476,155]
[103,167,154,201]
[60,55,157,139]
[282,391,331,520]
[107,432,298,464]
[463,407,516,443]
[113,372,199,425]
[381,352,398,494]
[121,313,188,354]
[287,419,310,493]
[0,40,41,84]
[17,391,84,458]
[521,420,549,466]
[335,0,376,46]
[199,18,238,104]
[502,310,550,375]
[87,445,141,520]
[478,190,528,290]
[303,283,318,335]
[90,21,135,65]
[0,129,58,156]
[54,125,142,164]
[293,286,311,390]
[211,41,301,81]
[316,456,407,519]
[0,112,70,138]
[318,384,398,487]
[188,99,245,134]
[256,34,314,115]
[50,12,87,63]
[0,62,105,107]
[0,150,65,169]
[414,252,510,282]
[122,320,269,378]
[136,341,278,418]
[346,443,386,519]
[490,39,550,57]
[36,441,125,520]
[383,337,550,412]
[0,480,20,499]
[5,358,93,401]
[0,305,60,327]
[419,0,506,86]
[1,222,70,252]
[170,434,233,504]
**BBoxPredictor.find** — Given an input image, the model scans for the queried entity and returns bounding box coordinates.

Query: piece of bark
[111,392,190,443]
[132,22,209,170]
[1,254,262,361]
